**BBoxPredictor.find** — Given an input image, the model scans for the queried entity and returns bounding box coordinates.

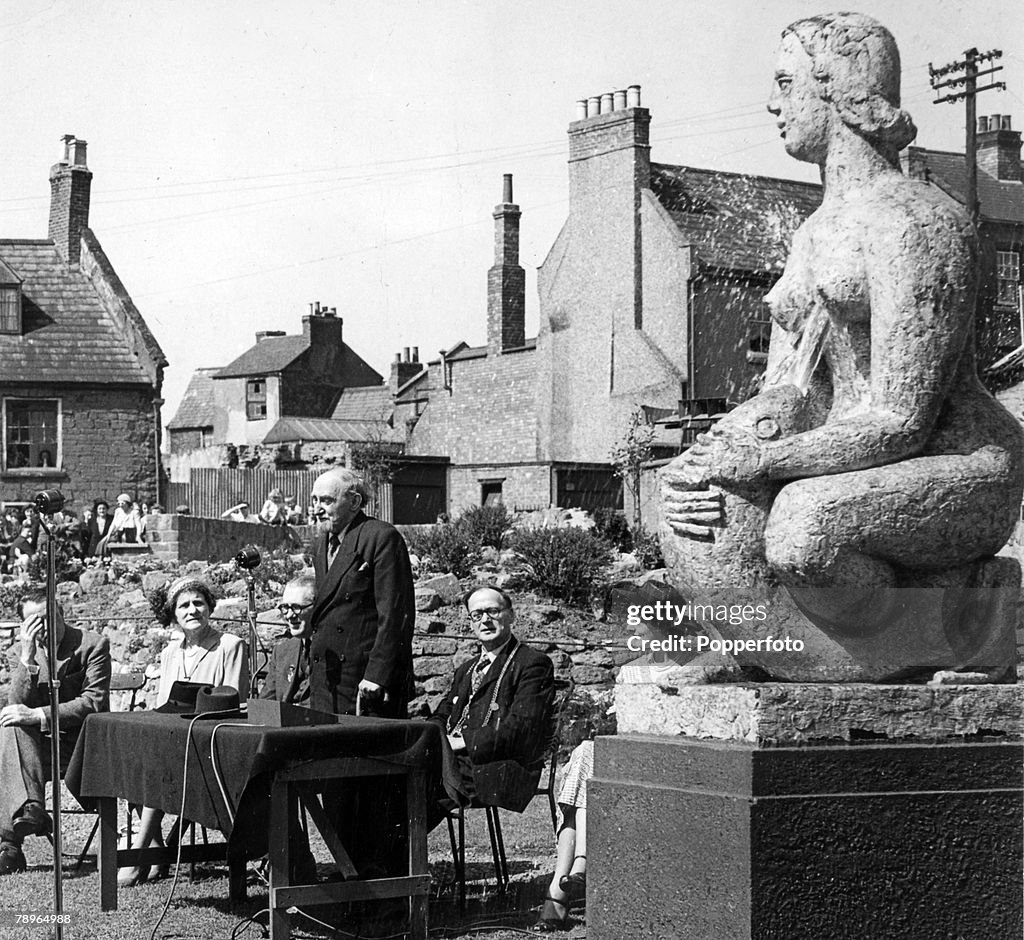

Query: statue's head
[772,12,915,162]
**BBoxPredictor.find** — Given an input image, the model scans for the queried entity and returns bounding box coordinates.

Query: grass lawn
[0,785,587,940]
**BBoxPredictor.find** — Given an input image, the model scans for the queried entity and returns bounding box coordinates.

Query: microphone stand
[38,511,65,940]
[245,570,259,699]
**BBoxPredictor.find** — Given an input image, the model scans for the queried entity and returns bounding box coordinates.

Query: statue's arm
[751,209,973,481]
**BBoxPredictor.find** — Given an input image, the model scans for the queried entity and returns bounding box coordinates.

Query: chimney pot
[403,347,411,363]
[614,89,627,110]
[991,114,1002,131]
[412,346,419,362]
[575,99,587,120]
[600,93,613,114]
[627,84,641,108]
[1002,115,1012,131]
[314,301,321,314]
[309,302,315,316]
[394,353,401,362]
[587,96,600,118]
[49,134,93,265]
[978,116,990,133]
[502,173,514,204]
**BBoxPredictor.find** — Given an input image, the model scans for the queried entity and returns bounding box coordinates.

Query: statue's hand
[663,487,724,540]
[686,423,767,485]
[661,464,724,540]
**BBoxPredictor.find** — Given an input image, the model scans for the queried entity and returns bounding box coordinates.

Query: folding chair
[446,676,575,908]
[50,671,148,869]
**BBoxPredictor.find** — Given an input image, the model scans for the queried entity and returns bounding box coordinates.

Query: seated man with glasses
[260,574,317,705]
[431,585,555,818]
[258,573,319,883]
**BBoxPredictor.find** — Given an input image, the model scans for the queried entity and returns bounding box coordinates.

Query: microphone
[34,490,65,515]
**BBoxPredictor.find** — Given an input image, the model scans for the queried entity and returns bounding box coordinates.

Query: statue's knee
[764,488,833,579]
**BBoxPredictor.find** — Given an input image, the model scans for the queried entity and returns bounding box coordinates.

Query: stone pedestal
[589,683,1024,940]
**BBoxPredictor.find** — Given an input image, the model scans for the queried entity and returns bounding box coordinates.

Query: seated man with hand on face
[0,591,111,875]
[260,574,316,705]
[431,586,554,819]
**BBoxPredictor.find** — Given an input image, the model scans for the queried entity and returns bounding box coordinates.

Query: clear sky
[1,0,1021,430]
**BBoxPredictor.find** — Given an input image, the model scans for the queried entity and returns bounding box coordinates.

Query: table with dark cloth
[65,710,442,939]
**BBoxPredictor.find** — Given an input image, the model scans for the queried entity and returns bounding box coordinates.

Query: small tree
[349,439,401,507]
[349,403,402,514]
[610,407,656,531]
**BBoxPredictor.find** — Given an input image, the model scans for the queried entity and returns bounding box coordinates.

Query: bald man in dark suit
[308,468,416,879]
[308,468,415,719]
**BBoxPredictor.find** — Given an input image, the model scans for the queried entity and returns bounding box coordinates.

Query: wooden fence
[165,469,319,520]
[165,468,392,521]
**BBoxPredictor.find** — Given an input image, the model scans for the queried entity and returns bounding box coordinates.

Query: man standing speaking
[308,467,415,718]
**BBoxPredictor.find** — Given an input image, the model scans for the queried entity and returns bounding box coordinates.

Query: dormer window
[0,285,21,334]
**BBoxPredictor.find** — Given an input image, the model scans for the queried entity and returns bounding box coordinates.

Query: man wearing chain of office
[431,585,554,815]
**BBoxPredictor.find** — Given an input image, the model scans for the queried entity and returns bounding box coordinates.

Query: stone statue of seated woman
[660,12,1024,682]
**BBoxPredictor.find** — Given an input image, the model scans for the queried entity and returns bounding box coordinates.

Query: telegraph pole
[930,48,1005,224]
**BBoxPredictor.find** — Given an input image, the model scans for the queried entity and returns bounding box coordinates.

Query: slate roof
[215,335,310,378]
[330,385,391,422]
[651,163,822,274]
[0,240,155,384]
[262,417,403,444]
[0,257,21,284]
[166,367,220,429]
[428,337,537,366]
[905,147,1024,223]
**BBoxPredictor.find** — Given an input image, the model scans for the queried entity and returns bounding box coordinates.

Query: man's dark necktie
[327,533,341,567]
[450,655,490,735]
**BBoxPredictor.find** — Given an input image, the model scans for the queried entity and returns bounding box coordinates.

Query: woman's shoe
[559,854,586,899]
[117,865,149,888]
[533,896,569,932]
[559,870,586,898]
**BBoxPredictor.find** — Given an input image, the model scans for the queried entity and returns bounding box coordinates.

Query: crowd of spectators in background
[2,486,310,575]
[221,488,306,526]
[0,494,162,576]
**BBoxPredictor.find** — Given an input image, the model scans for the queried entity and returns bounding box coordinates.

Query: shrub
[591,508,632,552]
[457,504,513,549]
[507,527,614,605]
[415,523,481,579]
[26,541,83,584]
[631,525,665,570]
[0,581,28,618]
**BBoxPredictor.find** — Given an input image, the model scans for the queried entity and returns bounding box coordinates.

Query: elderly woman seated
[117,577,248,887]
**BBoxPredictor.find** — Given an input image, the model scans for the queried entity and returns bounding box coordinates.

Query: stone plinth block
[589,734,1023,940]
[615,680,1024,744]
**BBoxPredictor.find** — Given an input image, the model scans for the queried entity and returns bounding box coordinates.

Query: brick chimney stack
[389,346,422,395]
[977,114,1022,182]
[49,135,92,266]
[567,85,650,329]
[302,301,344,348]
[487,173,526,355]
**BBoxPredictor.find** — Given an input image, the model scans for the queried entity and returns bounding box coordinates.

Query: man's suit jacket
[6,626,111,740]
[309,511,415,717]
[259,635,309,705]
[432,638,554,812]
